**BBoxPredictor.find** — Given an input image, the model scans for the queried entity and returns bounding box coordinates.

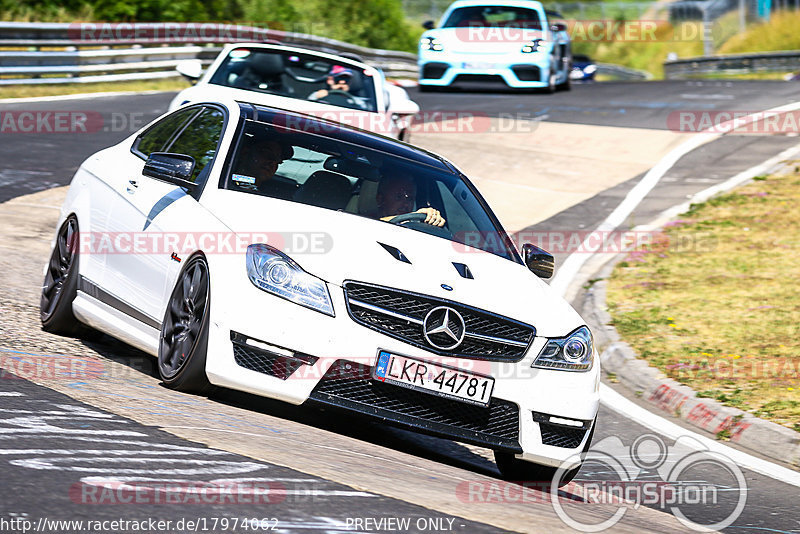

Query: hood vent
[452,262,474,279]
[378,242,411,264]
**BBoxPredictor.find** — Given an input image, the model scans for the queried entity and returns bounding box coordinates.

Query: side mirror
[551,22,567,32]
[175,60,203,83]
[522,243,554,278]
[143,152,196,191]
[422,20,435,30]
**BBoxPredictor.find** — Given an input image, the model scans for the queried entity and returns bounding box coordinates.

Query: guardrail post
[702,8,713,56]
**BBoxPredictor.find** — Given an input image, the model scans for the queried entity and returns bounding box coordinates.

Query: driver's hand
[417,207,445,227]
[310,89,328,100]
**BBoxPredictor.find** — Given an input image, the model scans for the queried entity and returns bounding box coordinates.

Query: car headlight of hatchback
[246,244,334,316]
[421,36,444,51]
[532,326,593,371]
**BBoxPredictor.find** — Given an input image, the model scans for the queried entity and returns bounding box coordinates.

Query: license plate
[462,61,497,70]
[373,350,494,407]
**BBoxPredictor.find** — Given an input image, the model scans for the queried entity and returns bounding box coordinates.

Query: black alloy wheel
[41,215,86,336]
[158,255,213,393]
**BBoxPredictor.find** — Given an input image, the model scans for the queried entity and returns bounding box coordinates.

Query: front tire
[543,69,557,94]
[41,215,87,336]
[158,255,213,394]
[557,71,572,91]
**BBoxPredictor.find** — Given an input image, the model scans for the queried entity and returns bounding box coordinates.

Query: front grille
[344,282,534,362]
[453,74,506,84]
[309,360,522,452]
[422,62,449,79]
[539,423,587,449]
[511,65,542,82]
[231,332,317,380]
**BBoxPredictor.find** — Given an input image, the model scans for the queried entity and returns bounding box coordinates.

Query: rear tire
[158,255,213,394]
[40,215,91,337]
[495,421,596,487]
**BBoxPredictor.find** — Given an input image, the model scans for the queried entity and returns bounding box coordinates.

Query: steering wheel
[318,89,357,107]
[388,212,428,225]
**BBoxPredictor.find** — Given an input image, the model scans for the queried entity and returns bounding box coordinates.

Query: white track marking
[0,392,24,396]
[636,142,800,232]
[600,384,800,487]
[550,100,800,295]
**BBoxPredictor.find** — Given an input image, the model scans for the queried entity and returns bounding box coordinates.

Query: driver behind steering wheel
[376,175,445,227]
[308,65,367,109]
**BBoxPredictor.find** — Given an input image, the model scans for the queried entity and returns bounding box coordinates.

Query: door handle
[126,180,138,194]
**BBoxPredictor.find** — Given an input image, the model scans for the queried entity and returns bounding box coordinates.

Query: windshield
[209,48,378,113]
[225,119,518,262]
[442,6,542,29]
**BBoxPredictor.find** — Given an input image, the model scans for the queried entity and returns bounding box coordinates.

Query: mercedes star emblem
[423,306,466,350]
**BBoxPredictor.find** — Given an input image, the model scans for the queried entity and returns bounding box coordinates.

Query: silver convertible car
[42,98,599,485]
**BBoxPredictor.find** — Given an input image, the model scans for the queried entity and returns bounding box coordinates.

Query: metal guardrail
[0,22,419,85]
[596,63,653,81]
[664,50,800,79]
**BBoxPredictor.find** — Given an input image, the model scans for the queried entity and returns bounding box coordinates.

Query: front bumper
[418,52,552,88]
[204,263,600,467]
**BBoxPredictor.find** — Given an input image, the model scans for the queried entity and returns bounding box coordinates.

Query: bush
[0,0,418,51]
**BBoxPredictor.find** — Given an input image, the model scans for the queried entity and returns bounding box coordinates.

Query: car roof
[239,103,455,172]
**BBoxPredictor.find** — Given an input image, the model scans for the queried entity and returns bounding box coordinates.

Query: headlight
[521,39,544,53]
[246,244,334,316]
[532,326,593,371]
[420,37,444,51]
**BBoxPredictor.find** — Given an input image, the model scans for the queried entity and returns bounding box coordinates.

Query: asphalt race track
[1,80,800,533]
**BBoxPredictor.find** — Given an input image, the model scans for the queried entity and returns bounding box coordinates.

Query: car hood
[424,28,545,55]
[170,84,400,137]
[204,191,583,336]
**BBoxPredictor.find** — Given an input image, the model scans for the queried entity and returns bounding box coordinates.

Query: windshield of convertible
[225,119,518,262]
[208,48,378,113]
[442,6,542,29]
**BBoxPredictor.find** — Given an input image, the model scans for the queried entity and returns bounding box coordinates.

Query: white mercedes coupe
[41,98,598,484]
[170,43,419,141]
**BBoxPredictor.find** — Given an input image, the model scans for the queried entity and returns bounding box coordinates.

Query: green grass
[606,167,800,429]
[573,21,705,79]
[573,9,800,79]
[719,10,800,54]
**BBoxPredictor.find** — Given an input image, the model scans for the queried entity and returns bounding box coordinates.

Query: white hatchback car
[41,99,599,484]
[170,43,419,141]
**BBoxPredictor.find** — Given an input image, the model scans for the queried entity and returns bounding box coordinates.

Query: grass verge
[0,78,190,100]
[605,164,800,431]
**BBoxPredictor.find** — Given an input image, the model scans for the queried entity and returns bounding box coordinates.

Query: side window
[133,107,199,158]
[165,107,225,183]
